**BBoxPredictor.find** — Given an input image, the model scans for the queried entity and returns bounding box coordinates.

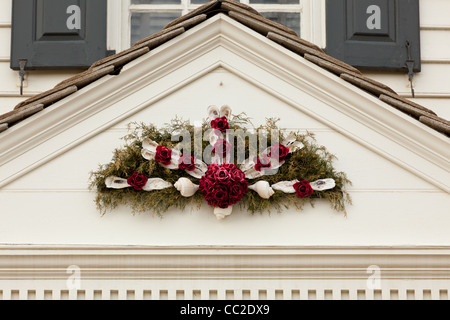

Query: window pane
[261,12,300,35]
[131,12,182,45]
[250,0,300,4]
[131,0,180,4]
[191,0,209,4]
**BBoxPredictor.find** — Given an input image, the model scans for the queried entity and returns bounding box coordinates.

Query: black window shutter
[325,0,421,72]
[11,0,108,70]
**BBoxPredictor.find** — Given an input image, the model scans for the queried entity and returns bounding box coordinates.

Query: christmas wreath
[89,106,351,220]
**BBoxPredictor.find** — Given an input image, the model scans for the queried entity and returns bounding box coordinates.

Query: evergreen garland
[89,114,352,217]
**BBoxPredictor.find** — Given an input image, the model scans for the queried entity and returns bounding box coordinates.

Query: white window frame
[107,0,326,53]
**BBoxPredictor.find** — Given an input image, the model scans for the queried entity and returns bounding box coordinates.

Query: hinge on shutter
[18,59,27,96]
[405,41,415,98]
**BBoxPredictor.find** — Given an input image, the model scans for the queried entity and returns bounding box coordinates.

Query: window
[129,0,203,46]
[107,0,326,52]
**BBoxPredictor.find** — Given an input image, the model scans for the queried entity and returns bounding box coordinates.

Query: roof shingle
[0,0,448,137]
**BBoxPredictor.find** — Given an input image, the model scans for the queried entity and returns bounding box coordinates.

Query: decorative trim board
[0,245,449,300]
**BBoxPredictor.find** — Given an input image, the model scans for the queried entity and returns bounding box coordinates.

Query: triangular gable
[0,4,448,193]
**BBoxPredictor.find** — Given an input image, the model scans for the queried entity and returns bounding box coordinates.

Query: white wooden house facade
[0,0,449,301]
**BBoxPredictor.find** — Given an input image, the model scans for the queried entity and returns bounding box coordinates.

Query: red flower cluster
[199,163,248,209]
[254,154,271,171]
[178,154,196,171]
[127,171,148,191]
[212,139,232,158]
[211,116,229,132]
[293,180,314,198]
[269,143,290,162]
[254,143,290,171]
[155,146,172,165]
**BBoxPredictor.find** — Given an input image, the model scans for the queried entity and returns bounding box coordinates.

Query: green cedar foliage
[89,114,351,217]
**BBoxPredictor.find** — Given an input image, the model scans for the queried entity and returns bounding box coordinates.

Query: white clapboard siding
[362,63,450,119]
[0,0,11,25]
[420,0,450,28]
[0,27,10,59]
[363,64,450,96]
[421,29,450,62]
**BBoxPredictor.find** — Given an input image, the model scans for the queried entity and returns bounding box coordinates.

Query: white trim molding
[301,0,326,48]
[0,245,449,300]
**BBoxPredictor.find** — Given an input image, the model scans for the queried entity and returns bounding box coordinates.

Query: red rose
[155,146,172,166]
[205,194,220,208]
[199,177,215,194]
[127,171,148,191]
[212,139,232,158]
[269,143,290,162]
[215,167,231,184]
[199,163,248,208]
[204,185,230,208]
[217,201,230,209]
[211,116,230,132]
[222,163,235,172]
[229,182,246,201]
[230,167,246,183]
[178,154,196,171]
[206,163,219,174]
[212,185,229,202]
[293,180,314,198]
[254,154,271,171]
